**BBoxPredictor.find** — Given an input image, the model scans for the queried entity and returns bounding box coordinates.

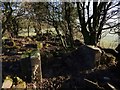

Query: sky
[0,0,114,2]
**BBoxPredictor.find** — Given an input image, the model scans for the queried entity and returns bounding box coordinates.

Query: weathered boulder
[2,76,13,88]
[12,77,26,89]
[3,48,18,55]
[24,44,37,49]
[115,44,120,59]
[64,45,102,71]
[100,52,117,66]
[2,76,26,89]
[97,47,119,65]
[115,44,120,72]
[3,39,14,46]
[115,44,120,52]
[102,48,118,57]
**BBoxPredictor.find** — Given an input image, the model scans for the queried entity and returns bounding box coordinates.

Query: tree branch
[102,23,120,30]
[97,2,112,42]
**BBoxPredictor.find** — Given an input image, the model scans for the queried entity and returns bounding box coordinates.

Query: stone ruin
[63,45,103,72]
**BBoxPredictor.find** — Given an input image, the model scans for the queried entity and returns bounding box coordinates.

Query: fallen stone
[2,76,13,88]
[15,82,26,89]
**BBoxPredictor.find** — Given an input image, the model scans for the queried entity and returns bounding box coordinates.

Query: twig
[84,78,104,89]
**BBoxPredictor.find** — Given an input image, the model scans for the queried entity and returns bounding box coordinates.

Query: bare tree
[77,0,120,45]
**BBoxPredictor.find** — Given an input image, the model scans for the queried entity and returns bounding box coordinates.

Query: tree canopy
[1,0,120,46]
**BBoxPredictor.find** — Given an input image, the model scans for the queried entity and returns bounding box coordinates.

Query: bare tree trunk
[28,25,30,37]
[54,25,67,48]
[77,2,112,45]
[65,2,74,47]
[77,2,91,45]
[12,18,19,37]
